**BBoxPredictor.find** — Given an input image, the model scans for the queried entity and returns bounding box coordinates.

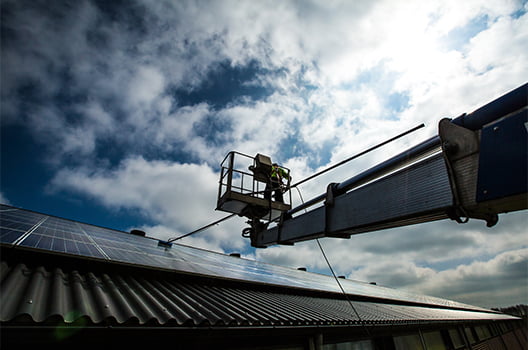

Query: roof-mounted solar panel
[0,205,490,312]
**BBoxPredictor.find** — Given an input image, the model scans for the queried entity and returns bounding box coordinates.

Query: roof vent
[229,253,241,258]
[130,229,146,237]
[297,267,306,271]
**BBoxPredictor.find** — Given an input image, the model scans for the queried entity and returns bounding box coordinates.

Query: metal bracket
[438,118,500,227]
[439,117,479,161]
[324,183,339,234]
[247,219,269,248]
[438,118,480,224]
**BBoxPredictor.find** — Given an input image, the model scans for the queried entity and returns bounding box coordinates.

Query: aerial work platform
[212,84,526,248]
[216,151,291,223]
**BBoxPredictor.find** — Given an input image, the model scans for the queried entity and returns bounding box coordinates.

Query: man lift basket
[216,151,291,243]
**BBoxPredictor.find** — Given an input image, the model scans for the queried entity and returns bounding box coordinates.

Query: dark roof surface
[0,204,517,327]
[0,261,516,327]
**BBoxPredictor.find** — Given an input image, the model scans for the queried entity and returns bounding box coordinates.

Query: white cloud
[51,157,222,231]
[467,11,528,74]
[411,248,528,307]
[127,66,166,108]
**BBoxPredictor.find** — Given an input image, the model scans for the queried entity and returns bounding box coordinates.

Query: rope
[168,213,236,243]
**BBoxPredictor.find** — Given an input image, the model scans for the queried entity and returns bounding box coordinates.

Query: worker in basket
[264,163,290,203]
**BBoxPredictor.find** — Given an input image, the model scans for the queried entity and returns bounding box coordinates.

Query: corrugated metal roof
[1,205,519,330]
[0,204,492,313]
[1,261,515,327]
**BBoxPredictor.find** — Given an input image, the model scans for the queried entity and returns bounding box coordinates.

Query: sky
[1,0,527,309]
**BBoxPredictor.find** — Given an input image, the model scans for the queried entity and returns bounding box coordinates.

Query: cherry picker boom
[216,83,527,248]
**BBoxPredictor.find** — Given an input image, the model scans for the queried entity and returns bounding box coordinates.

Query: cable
[296,185,371,336]
[316,238,372,337]
[294,187,307,213]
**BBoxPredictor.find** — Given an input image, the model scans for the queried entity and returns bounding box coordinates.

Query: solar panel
[0,205,488,312]
[0,204,46,244]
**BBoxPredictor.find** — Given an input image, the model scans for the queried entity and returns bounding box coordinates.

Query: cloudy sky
[1,0,526,309]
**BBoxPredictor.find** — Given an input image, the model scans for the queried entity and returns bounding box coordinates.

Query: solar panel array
[0,204,487,312]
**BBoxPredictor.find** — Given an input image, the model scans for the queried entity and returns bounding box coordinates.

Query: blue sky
[1,0,527,308]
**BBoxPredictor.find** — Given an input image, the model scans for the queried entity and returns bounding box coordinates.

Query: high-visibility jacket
[271,166,289,181]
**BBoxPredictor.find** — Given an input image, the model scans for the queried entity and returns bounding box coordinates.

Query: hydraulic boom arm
[251,83,527,248]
